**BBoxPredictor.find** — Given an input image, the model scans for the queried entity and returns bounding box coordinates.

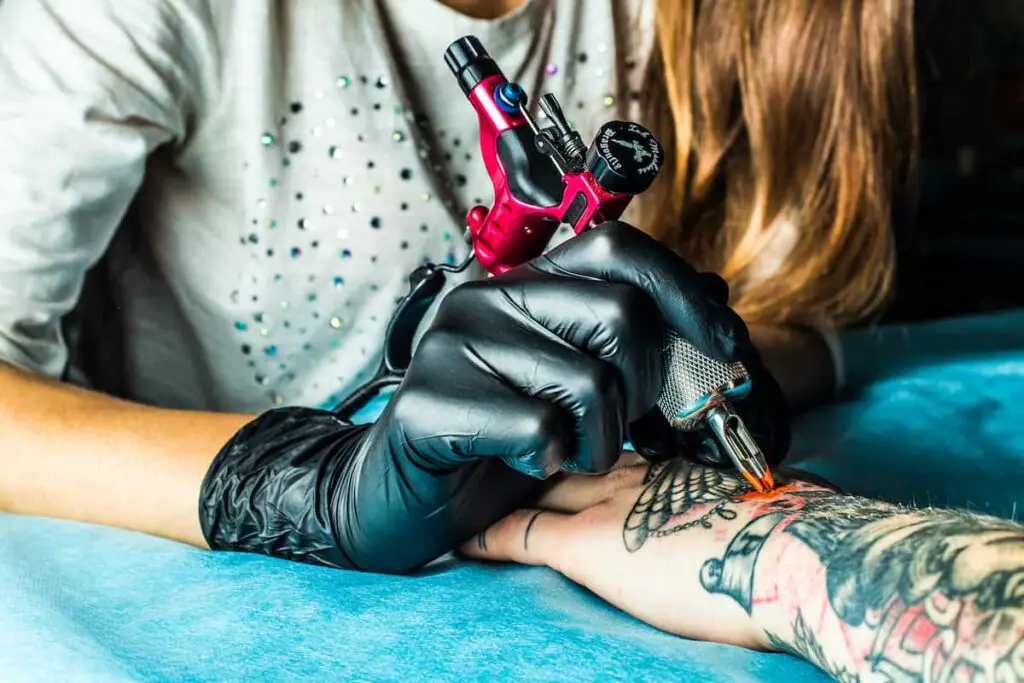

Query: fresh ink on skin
[622,460,749,552]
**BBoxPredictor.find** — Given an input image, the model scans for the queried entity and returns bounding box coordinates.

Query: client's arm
[464,457,1024,681]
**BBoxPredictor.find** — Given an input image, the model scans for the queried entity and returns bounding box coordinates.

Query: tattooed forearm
[622,460,1024,681]
[766,613,857,683]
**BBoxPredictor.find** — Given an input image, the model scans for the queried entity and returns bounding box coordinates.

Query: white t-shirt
[0,0,655,412]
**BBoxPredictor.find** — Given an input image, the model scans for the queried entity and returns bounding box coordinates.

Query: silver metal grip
[655,330,774,490]
[655,330,750,430]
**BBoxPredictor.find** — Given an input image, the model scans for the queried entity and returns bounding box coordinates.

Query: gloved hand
[199,221,789,574]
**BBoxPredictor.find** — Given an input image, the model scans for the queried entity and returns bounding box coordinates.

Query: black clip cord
[332,252,475,421]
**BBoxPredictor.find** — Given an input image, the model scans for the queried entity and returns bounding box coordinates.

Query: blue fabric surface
[1,311,1022,682]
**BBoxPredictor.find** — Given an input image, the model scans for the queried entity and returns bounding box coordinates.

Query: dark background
[890,0,1024,322]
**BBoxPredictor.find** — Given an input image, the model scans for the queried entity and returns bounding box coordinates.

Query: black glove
[199,221,789,574]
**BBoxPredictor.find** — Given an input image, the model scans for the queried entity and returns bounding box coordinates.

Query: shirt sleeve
[0,0,214,377]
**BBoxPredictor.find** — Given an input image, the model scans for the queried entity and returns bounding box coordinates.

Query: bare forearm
[0,363,251,546]
[749,324,835,411]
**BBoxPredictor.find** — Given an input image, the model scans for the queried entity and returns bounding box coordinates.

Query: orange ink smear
[738,484,800,502]
[739,467,776,494]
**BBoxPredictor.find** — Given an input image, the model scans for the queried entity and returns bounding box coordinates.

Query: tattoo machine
[336,36,774,493]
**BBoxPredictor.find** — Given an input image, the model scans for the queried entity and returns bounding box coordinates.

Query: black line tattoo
[523,511,544,552]
[476,530,488,552]
[622,460,750,552]
[782,507,1024,682]
[767,612,857,683]
[699,511,787,613]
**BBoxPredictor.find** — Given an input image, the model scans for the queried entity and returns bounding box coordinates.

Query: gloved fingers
[438,276,663,421]
[399,327,628,476]
[628,406,730,468]
[389,373,569,478]
[529,220,750,363]
[696,272,731,306]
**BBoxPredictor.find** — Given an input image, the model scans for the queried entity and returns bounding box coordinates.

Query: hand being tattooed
[462,455,1024,682]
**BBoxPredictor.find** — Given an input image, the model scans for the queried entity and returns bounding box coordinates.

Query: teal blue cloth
[1,311,1022,682]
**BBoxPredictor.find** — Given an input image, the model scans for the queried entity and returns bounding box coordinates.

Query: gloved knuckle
[438,279,486,311]
[415,327,461,362]
[389,380,430,417]
[603,284,658,328]
[587,220,639,254]
[529,403,567,448]
[698,272,731,304]
[574,356,621,404]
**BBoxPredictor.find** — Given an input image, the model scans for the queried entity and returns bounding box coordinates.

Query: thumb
[460,509,572,567]
[629,407,729,468]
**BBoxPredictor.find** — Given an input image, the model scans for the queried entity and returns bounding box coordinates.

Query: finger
[391,355,571,479]
[536,459,648,513]
[460,508,572,567]
[404,325,627,476]
[445,275,663,422]
[532,221,750,362]
[697,272,731,306]
[629,407,730,467]
[627,407,678,463]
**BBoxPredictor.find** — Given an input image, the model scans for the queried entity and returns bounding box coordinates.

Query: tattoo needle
[706,405,775,493]
[655,331,775,493]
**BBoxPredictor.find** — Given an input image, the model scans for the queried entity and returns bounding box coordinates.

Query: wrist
[199,407,366,566]
[697,480,842,652]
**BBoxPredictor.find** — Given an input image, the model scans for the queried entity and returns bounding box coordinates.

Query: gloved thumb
[628,407,730,467]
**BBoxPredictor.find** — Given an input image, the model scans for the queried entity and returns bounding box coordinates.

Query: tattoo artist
[0,0,791,574]
[0,0,918,573]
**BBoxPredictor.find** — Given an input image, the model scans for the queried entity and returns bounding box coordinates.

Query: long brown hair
[639,0,918,327]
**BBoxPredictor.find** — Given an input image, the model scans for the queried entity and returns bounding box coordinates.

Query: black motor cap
[585,121,664,195]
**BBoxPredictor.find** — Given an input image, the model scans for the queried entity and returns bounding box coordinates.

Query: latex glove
[199,221,788,574]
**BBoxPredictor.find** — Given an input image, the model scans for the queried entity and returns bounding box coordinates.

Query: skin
[437,0,528,19]
[465,457,1024,681]
[0,0,834,548]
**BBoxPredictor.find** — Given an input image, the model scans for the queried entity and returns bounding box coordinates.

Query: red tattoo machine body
[445,37,662,274]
